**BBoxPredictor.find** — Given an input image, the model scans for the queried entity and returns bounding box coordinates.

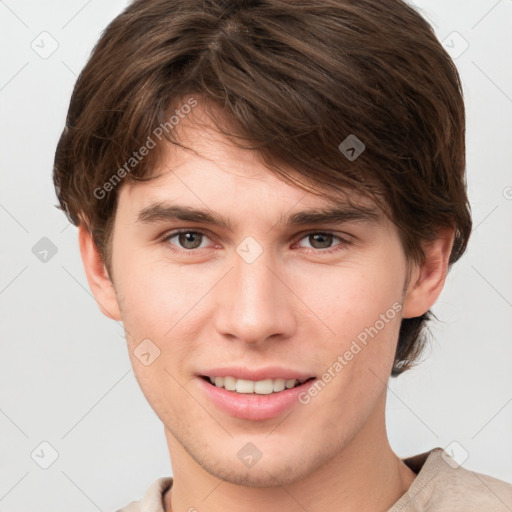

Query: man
[53,0,511,510]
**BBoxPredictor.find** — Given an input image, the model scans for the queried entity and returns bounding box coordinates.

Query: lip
[196,373,317,421]
[199,366,315,382]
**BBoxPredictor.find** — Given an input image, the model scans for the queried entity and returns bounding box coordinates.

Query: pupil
[311,233,332,249]
[179,232,201,249]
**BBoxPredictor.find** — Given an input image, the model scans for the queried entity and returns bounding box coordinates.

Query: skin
[80,102,454,512]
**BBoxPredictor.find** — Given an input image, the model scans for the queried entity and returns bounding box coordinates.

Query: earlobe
[402,228,454,319]
[78,224,122,321]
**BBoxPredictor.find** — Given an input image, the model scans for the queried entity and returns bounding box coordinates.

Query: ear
[78,223,122,321]
[402,228,455,319]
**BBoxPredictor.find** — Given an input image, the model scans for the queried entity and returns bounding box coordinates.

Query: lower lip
[197,377,316,421]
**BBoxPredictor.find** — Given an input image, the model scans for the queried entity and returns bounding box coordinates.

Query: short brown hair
[53,0,472,376]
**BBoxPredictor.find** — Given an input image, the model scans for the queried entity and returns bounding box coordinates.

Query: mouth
[196,367,318,420]
[200,375,316,395]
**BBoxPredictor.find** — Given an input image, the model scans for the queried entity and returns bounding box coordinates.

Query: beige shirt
[116,447,512,511]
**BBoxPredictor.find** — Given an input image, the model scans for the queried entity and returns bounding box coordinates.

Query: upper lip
[199,366,316,382]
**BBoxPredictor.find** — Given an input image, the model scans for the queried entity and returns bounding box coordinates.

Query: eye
[162,230,211,251]
[295,232,350,254]
[161,229,351,255]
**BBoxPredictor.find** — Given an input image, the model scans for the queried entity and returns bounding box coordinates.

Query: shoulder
[437,462,512,511]
[391,447,512,512]
[113,477,173,512]
[114,501,140,512]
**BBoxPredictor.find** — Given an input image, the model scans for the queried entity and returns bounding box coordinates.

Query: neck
[164,392,416,512]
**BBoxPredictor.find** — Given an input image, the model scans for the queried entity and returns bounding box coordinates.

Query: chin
[205,462,308,488]
[190,445,322,488]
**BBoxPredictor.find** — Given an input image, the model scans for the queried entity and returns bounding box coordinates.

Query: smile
[197,373,318,421]
[203,376,313,394]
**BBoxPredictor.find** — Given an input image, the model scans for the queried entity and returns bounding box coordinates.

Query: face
[90,105,424,487]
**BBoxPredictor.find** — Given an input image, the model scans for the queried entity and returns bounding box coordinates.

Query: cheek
[113,247,190,336]
[290,258,405,402]
[295,266,403,424]
[113,249,213,379]
[298,262,404,340]
[114,258,199,421]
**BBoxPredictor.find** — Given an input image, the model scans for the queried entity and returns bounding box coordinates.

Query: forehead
[119,157,380,224]
[116,100,383,226]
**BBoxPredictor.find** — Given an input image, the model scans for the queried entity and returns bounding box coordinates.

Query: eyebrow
[136,202,381,230]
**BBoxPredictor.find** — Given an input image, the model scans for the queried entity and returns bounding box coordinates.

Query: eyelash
[160,229,352,255]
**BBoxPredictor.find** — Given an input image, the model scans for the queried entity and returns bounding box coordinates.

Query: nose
[213,246,297,346]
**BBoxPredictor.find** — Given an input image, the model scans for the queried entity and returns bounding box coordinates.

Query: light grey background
[1,1,511,511]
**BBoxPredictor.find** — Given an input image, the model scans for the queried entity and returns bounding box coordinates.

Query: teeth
[254,379,273,394]
[273,378,285,392]
[223,376,237,391]
[285,379,297,389]
[208,376,304,394]
[236,378,255,394]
